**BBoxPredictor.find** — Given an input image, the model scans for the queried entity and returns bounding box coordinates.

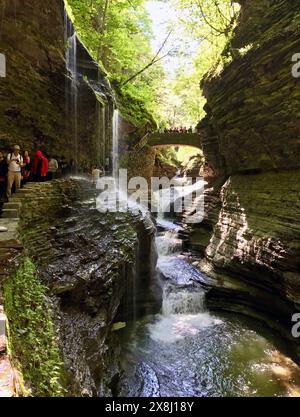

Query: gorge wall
[0,0,115,168]
[1,180,155,396]
[195,0,300,352]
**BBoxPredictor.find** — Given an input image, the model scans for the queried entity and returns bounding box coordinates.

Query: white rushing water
[112,109,120,178]
[96,102,102,168]
[101,106,106,169]
[152,175,206,223]
[65,11,79,167]
[149,213,222,344]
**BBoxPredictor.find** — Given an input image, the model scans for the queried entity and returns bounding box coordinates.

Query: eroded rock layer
[199,0,300,177]
[9,180,155,396]
[194,0,300,351]
[0,0,113,166]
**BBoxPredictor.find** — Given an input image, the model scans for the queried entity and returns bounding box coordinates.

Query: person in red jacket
[32,150,48,182]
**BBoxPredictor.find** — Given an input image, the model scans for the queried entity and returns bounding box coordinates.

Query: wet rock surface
[18,179,154,396]
[193,171,300,358]
[185,0,300,356]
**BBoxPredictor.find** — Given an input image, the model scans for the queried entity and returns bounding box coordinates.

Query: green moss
[4,257,66,397]
[113,82,158,131]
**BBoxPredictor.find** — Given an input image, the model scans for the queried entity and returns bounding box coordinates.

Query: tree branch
[121,51,172,87]
[121,31,173,87]
[213,0,230,24]
[195,0,227,36]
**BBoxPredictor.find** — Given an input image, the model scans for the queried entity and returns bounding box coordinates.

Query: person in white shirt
[6,145,24,198]
[91,165,102,185]
[47,156,59,180]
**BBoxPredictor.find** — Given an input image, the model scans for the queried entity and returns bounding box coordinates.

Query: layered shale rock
[194,0,300,350]
[199,0,300,177]
[0,0,113,166]
[4,180,155,396]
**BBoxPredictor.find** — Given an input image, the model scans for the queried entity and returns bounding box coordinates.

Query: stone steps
[1,209,19,219]
[2,202,22,211]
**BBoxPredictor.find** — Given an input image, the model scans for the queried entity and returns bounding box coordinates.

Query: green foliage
[163,0,240,126]
[4,258,66,397]
[156,147,178,167]
[66,0,165,127]
[65,0,240,128]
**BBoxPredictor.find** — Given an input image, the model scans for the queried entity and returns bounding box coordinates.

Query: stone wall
[119,146,157,186]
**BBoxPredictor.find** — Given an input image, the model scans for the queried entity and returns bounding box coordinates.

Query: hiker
[22,150,31,184]
[47,156,59,180]
[91,165,102,185]
[0,152,8,202]
[32,150,48,182]
[6,145,24,198]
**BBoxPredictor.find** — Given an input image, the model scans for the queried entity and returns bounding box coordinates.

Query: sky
[145,0,198,80]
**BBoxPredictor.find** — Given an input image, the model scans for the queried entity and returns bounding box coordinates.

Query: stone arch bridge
[134,132,203,151]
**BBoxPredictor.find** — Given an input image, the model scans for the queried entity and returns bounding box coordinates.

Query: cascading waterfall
[65,10,79,168]
[144,219,222,347]
[161,288,205,316]
[119,182,300,398]
[96,103,108,169]
[153,175,206,224]
[155,222,207,317]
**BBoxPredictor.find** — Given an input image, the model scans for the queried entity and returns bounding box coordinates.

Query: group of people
[159,127,194,134]
[0,145,73,202]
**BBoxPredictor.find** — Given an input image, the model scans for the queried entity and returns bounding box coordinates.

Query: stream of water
[88,92,300,397]
[65,11,79,167]
[118,207,300,397]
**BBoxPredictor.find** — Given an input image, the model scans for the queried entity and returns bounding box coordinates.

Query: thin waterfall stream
[65,10,79,168]
[112,110,120,178]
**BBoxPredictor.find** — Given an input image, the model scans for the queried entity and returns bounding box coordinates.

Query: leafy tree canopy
[66,0,166,127]
[66,0,240,128]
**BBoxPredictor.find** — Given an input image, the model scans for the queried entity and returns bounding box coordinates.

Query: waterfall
[112,109,120,178]
[155,229,182,256]
[96,102,106,169]
[65,9,79,169]
[162,286,205,316]
[155,212,207,317]
[149,221,213,344]
[102,106,106,170]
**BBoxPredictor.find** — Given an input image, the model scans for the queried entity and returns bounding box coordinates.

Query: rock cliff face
[194,0,300,351]
[6,180,155,396]
[199,0,300,177]
[0,0,113,167]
